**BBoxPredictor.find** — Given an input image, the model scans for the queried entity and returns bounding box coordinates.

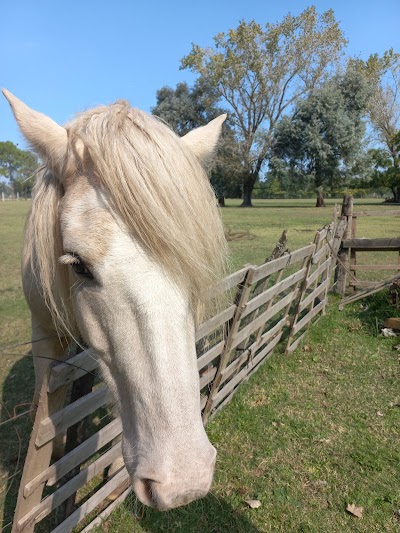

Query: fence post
[285,235,318,354]
[58,371,95,521]
[202,266,255,423]
[334,195,353,296]
[12,368,68,533]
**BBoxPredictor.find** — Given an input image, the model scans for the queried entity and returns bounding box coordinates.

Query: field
[0,198,399,532]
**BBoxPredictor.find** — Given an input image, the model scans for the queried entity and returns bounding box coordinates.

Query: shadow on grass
[0,352,35,531]
[119,492,261,533]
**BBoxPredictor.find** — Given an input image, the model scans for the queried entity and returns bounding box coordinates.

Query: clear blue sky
[1,1,399,148]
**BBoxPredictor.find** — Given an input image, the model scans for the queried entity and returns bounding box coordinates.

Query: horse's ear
[2,89,68,174]
[181,114,226,166]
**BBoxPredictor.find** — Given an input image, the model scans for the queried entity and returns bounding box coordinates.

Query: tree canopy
[181,6,347,205]
[350,49,400,201]
[270,70,371,205]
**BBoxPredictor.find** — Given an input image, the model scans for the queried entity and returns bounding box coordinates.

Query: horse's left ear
[181,114,226,166]
[2,89,68,174]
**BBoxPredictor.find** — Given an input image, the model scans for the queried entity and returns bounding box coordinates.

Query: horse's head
[3,89,227,510]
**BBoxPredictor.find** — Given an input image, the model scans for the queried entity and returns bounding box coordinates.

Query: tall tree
[181,7,347,206]
[0,141,37,195]
[270,70,370,205]
[152,81,243,204]
[350,49,400,201]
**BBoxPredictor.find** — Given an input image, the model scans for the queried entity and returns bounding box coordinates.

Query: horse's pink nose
[132,446,216,510]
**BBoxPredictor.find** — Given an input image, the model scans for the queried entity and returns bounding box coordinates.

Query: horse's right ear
[181,114,226,167]
[2,89,68,174]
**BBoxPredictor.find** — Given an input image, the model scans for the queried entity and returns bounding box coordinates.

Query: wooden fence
[334,197,400,294]
[11,217,347,532]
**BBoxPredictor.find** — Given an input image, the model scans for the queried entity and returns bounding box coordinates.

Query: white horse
[3,89,227,511]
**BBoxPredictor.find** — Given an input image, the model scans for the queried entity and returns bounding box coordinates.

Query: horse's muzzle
[132,445,216,510]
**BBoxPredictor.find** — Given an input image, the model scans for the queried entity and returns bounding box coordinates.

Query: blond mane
[25,101,227,339]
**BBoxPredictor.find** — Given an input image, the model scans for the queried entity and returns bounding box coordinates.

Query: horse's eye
[70,254,94,279]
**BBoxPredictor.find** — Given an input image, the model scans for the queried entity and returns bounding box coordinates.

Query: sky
[1,0,400,148]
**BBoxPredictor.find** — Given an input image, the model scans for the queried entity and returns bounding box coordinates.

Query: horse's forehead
[60,179,116,263]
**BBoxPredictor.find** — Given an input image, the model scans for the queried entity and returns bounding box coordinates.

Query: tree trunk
[218,196,226,207]
[240,174,257,207]
[394,186,400,203]
[315,190,325,207]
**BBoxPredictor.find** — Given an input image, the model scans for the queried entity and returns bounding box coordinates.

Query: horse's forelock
[29,102,227,337]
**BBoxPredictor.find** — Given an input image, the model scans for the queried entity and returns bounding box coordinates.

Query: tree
[0,141,37,195]
[181,7,347,206]
[152,81,221,135]
[350,49,400,201]
[270,70,370,206]
[367,135,400,200]
[152,81,243,204]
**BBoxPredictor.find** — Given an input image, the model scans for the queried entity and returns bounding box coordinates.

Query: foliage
[152,81,243,199]
[181,6,347,205]
[0,141,37,196]
[350,49,400,201]
[270,70,371,204]
[367,136,400,200]
[152,81,221,135]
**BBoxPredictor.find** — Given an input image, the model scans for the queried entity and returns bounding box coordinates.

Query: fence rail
[10,217,347,533]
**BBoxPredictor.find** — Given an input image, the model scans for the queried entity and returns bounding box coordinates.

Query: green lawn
[0,198,399,532]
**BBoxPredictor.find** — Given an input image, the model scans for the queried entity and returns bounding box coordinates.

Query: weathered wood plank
[17,443,123,530]
[311,243,330,264]
[348,280,382,287]
[36,387,109,447]
[232,290,297,349]
[200,395,208,411]
[24,418,122,495]
[50,468,130,533]
[199,367,217,389]
[80,487,132,533]
[286,330,307,354]
[384,318,400,329]
[342,238,400,251]
[212,332,283,407]
[299,279,329,313]
[202,268,255,422]
[195,305,236,341]
[306,257,331,288]
[252,245,315,283]
[292,300,325,335]
[12,369,68,533]
[48,349,99,393]
[197,341,224,371]
[242,268,306,318]
[350,264,400,271]
[210,266,250,296]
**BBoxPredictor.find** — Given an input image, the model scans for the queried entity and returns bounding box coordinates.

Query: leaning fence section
[11,217,346,533]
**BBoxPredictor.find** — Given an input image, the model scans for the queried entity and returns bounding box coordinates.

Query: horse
[3,89,227,511]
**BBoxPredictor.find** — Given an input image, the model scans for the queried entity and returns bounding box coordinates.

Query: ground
[0,198,399,532]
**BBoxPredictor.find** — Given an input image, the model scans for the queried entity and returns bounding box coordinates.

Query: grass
[0,198,399,532]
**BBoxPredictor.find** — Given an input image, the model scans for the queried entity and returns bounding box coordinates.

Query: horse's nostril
[134,477,157,508]
[143,478,155,503]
